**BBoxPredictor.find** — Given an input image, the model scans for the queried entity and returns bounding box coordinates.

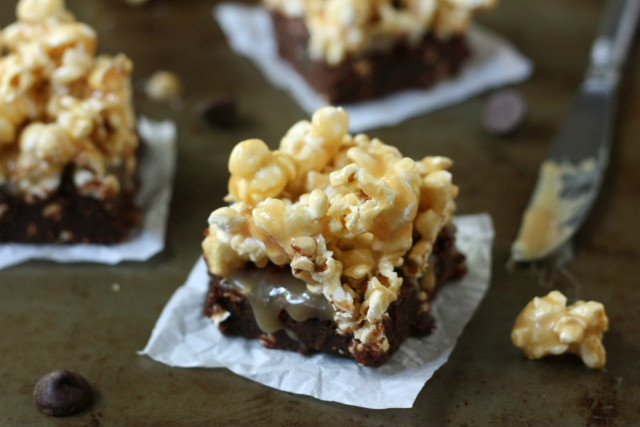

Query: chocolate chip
[482,89,527,136]
[197,95,237,128]
[33,370,93,417]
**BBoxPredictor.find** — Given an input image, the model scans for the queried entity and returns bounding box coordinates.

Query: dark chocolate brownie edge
[270,11,471,104]
[0,163,140,244]
[203,226,466,367]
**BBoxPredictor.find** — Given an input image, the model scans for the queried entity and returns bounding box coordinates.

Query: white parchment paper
[140,213,494,409]
[214,3,533,133]
[0,117,177,270]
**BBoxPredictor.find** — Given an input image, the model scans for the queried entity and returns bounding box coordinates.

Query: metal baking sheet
[1,0,639,425]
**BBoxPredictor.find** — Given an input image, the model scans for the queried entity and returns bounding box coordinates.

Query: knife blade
[510,0,640,262]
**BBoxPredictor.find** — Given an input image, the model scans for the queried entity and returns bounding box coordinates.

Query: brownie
[202,106,465,367]
[270,11,471,104]
[0,0,141,244]
[204,225,466,367]
[0,164,139,244]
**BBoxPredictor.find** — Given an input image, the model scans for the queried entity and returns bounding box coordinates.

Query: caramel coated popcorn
[144,70,182,103]
[263,0,497,63]
[0,0,138,200]
[511,291,609,369]
[203,106,459,353]
[123,0,151,6]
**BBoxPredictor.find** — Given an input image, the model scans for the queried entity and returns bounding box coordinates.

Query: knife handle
[587,0,640,89]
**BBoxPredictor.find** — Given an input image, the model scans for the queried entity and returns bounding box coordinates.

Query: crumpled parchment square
[140,214,494,409]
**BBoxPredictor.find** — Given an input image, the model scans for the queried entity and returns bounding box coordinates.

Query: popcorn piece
[227,139,297,205]
[16,0,67,23]
[511,290,609,369]
[124,0,151,6]
[144,70,182,103]
[263,0,497,64]
[203,106,460,351]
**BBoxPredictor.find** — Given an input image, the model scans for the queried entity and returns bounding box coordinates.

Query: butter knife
[511,0,640,262]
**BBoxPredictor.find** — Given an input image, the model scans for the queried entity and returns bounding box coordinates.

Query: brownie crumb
[581,394,618,426]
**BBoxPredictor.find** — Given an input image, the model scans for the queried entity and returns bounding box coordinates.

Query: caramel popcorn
[124,0,151,6]
[144,70,182,103]
[263,0,497,64]
[511,291,609,369]
[202,106,459,354]
[0,0,138,201]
